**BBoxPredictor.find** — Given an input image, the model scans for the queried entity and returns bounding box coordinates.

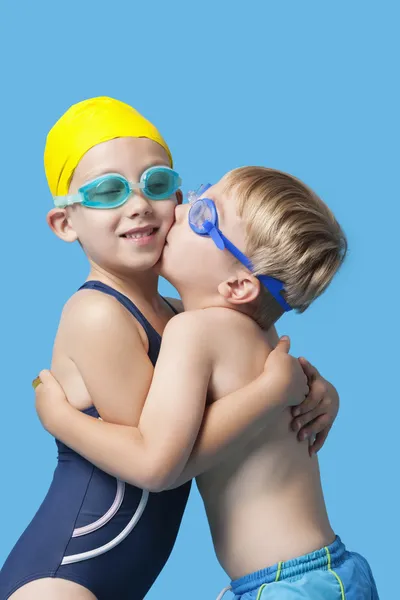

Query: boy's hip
[219,536,379,600]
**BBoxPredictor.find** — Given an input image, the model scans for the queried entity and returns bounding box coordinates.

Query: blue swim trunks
[220,537,379,599]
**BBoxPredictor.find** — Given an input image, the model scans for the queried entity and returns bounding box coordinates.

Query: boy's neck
[177,286,218,312]
[178,286,247,317]
[178,285,281,331]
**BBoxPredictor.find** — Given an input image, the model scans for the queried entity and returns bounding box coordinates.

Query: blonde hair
[220,167,347,330]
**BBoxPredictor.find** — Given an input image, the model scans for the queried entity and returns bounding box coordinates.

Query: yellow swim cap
[44,96,172,196]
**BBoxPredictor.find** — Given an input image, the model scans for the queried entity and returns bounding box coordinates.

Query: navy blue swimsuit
[0,282,191,600]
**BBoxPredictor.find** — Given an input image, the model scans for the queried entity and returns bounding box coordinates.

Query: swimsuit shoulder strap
[78,281,161,362]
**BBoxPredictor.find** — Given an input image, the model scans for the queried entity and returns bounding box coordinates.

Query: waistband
[231,536,346,595]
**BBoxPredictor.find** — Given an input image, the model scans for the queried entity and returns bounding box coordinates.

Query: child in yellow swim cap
[45,96,179,276]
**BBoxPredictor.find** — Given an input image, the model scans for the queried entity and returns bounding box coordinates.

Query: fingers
[301,372,310,399]
[33,370,52,394]
[295,412,332,441]
[291,404,325,434]
[37,369,53,385]
[34,370,68,431]
[309,425,332,455]
[291,377,326,417]
[34,369,65,400]
[298,357,320,383]
[276,335,290,354]
[33,370,53,391]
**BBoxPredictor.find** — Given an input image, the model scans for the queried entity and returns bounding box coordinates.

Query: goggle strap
[53,194,82,208]
[204,222,226,250]
[193,192,292,313]
[258,275,292,312]
[197,183,212,196]
[222,233,292,312]
[210,228,226,250]
[221,234,253,271]
[187,190,198,203]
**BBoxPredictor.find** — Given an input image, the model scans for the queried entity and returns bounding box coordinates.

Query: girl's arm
[36,311,303,491]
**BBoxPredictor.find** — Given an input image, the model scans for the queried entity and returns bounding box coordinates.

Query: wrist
[259,370,290,409]
[39,400,74,434]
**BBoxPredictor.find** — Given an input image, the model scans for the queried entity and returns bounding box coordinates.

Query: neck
[177,285,226,313]
[177,284,280,330]
[88,262,162,309]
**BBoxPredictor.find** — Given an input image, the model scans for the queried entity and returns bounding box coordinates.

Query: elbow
[145,468,176,493]
[125,461,175,493]
[145,479,168,493]
[141,473,175,494]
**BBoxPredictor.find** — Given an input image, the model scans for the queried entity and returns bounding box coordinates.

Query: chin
[120,251,161,274]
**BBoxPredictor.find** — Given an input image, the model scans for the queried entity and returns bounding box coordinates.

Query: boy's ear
[217,271,261,305]
[176,189,183,205]
[46,208,78,243]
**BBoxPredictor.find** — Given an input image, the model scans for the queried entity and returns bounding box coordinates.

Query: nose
[124,191,153,218]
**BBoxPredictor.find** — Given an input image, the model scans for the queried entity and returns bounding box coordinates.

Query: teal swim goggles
[188,184,292,312]
[53,166,182,209]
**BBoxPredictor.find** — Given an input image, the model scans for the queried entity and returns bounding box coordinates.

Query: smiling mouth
[121,227,158,240]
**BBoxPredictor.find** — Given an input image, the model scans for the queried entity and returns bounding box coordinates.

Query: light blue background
[0,1,398,598]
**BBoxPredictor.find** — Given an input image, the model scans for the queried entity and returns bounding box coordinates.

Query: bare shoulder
[61,288,129,326]
[202,308,268,356]
[162,310,228,360]
[162,308,263,357]
[163,309,209,337]
[59,288,143,345]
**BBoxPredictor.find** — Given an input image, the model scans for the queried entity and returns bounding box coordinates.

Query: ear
[175,189,183,205]
[217,271,261,305]
[46,208,78,243]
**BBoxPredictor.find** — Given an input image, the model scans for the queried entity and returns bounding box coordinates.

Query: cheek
[197,241,220,271]
[182,232,214,267]
[89,214,115,235]
[166,223,194,260]
[74,211,118,245]
[157,201,176,230]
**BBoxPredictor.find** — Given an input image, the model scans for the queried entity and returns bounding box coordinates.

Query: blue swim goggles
[188,184,292,312]
[54,166,182,209]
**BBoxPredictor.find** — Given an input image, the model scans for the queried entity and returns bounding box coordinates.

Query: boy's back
[196,307,334,579]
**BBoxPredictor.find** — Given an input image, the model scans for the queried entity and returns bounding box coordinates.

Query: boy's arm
[170,355,339,487]
[36,314,301,491]
[38,311,213,491]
